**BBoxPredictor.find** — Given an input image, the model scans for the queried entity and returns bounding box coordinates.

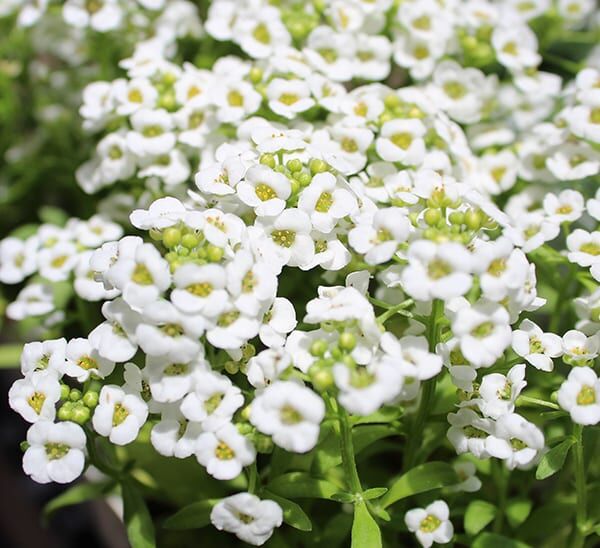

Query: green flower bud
[260,153,276,168]
[287,159,303,173]
[330,346,343,360]
[60,383,70,400]
[464,209,483,230]
[249,67,263,84]
[449,211,464,225]
[297,171,311,186]
[309,158,328,174]
[82,391,99,408]
[424,208,442,226]
[71,404,91,425]
[255,434,274,454]
[181,233,199,249]
[224,361,240,374]
[179,247,190,257]
[69,388,82,402]
[20,441,30,452]
[240,405,252,421]
[57,402,73,421]
[163,227,182,248]
[206,245,224,262]
[384,93,400,109]
[342,355,356,368]
[149,228,162,241]
[310,339,328,357]
[310,367,334,391]
[237,422,253,435]
[242,343,256,360]
[339,332,357,351]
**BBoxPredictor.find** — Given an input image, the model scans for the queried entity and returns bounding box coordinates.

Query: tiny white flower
[0,236,38,284]
[126,108,175,157]
[476,364,527,419]
[65,337,115,382]
[486,413,544,470]
[23,421,86,484]
[512,319,562,372]
[7,283,55,320]
[557,367,600,425]
[567,229,600,268]
[266,78,315,119]
[250,381,325,453]
[151,406,203,459]
[196,422,256,480]
[9,371,61,423]
[20,338,67,376]
[237,165,291,217]
[171,263,229,317]
[92,385,149,445]
[210,492,283,546]
[376,119,426,165]
[405,500,454,548]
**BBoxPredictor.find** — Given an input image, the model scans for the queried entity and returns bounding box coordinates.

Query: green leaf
[330,492,356,503]
[472,532,532,548]
[43,480,114,520]
[536,438,575,480]
[506,498,532,529]
[0,344,22,368]
[38,205,69,227]
[464,500,496,536]
[268,472,339,500]
[380,462,459,508]
[122,481,156,548]
[362,487,388,501]
[351,501,382,548]
[162,499,218,530]
[263,491,312,532]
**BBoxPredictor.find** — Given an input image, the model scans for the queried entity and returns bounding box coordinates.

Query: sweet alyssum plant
[1,0,600,546]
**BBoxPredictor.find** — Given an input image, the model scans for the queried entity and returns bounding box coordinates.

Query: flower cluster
[2,0,600,547]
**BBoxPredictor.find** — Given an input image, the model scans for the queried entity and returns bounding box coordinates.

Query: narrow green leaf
[464,500,496,536]
[263,491,312,532]
[43,480,114,520]
[351,501,382,548]
[536,438,575,480]
[331,492,356,503]
[472,532,532,548]
[268,472,339,500]
[122,481,156,548]
[38,206,69,227]
[362,487,388,501]
[381,462,459,508]
[506,498,532,529]
[162,499,218,530]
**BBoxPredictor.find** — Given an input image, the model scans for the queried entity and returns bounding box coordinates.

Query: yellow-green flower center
[427,259,452,280]
[164,363,188,376]
[471,321,494,338]
[419,514,441,533]
[255,183,277,201]
[215,441,235,460]
[391,132,413,150]
[217,310,240,327]
[580,242,600,256]
[112,403,129,427]
[77,355,98,371]
[204,392,224,414]
[28,392,46,414]
[577,385,596,406]
[132,263,154,285]
[279,93,299,106]
[142,125,164,137]
[443,81,467,100]
[271,229,296,248]
[187,282,213,297]
[45,442,70,460]
[252,22,271,44]
[315,191,333,213]
[280,404,303,424]
[227,90,244,107]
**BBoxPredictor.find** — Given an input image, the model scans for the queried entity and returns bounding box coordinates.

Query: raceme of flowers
[2,0,600,547]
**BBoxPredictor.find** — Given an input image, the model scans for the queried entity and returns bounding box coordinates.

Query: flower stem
[247,461,259,494]
[572,423,587,548]
[404,299,442,469]
[337,403,362,494]
[516,395,560,410]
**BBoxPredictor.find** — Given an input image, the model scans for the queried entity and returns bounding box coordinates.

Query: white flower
[259,209,315,269]
[6,283,55,320]
[130,197,203,231]
[171,263,229,317]
[210,493,283,546]
[136,299,204,362]
[543,190,585,223]
[450,461,481,493]
[196,154,248,197]
[9,371,61,423]
[23,421,86,484]
[266,78,315,119]
[109,242,171,312]
[63,0,122,32]
[65,337,115,382]
[476,364,527,419]
[213,80,262,123]
[145,353,206,403]
[151,406,202,459]
[233,8,290,59]
[38,241,79,282]
[206,302,260,351]
[20,338,67,376]
[452,300,512,368]
[74,251,120,302]
[236,165,291,217]
[180,370,244,431]
[138,149,191,187]
[447,408,495,459]
[113,77,158,116]
[557,367,600,425]
[491,25,541,71]
[246,348,291,390]
[258,297,297,348]
[512,319,562,372]
[349,207,411,265]
[401,240,472,301]
[92,385,148,445]
[405,500,454,548]
[376,119,426,165]
[304,27,356,82]
[250,381,325,453]
[196,422,256,480]
[486,413,544,470]
[0,236,38,284]
[89,298,142,362]
[567,230,600,268]
[562,330,599,363]
[298,172,357,233]
[126,108,175,157]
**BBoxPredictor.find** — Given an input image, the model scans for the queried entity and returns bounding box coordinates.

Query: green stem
[404,300,442,469]
[516,395,560,410]
[337,403,362,494]
[572,424,587,548]
[247,461,259,494]
[376,299,414,323]
[492,459,507,534]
